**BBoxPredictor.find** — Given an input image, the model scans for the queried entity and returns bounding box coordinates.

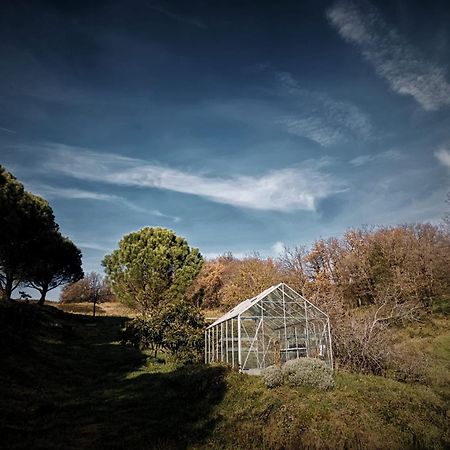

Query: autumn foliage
[190,224,450,375]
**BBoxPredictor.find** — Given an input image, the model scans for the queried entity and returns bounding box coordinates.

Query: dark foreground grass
[0,301,226,449]
[0,301,449,449]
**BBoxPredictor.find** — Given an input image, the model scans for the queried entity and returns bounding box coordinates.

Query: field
[0,300,449,449]
[54,300,136,317]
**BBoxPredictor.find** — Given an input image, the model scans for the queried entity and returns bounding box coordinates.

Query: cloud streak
[35,143,343,212]
[349,150,402,167]
[327,1,450,111]
[435,148,450,170]
[25,182,180,222]
[275,72,372,146]
[0,126,16,134]
[147,3,207,29]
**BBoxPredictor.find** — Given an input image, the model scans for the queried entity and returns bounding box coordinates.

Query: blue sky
[1,0,450,297]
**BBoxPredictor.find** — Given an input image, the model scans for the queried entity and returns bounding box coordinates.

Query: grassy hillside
[0,301,448,449]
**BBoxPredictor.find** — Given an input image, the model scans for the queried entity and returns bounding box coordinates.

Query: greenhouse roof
[206,282,327,329]
[206,284,280,329]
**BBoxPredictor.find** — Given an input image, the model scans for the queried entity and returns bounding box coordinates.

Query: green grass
[1,301,449,449]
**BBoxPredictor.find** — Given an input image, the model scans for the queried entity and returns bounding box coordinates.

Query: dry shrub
[262,365,283,388]
[262,359,334,390]
[384,343,431,383]
[330,296,425,375]
[282,358,334,389]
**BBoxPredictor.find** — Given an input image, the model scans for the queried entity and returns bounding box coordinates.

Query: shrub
[282,358,334,389]
[384,344,430,384]
[121,301,205,363]
[121,316,163,351]
[262,365,283,388]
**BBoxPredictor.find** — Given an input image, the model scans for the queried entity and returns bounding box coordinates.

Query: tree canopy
[1,166,55,299]
[25,230,83,304]
[0,165,83,301]
[103,227,203,313]
[60,272,114,304]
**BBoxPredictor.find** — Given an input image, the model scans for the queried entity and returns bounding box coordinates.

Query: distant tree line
[0,166,83,303]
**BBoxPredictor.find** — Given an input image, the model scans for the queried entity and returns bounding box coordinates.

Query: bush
[282,358,334,389]
[121,301,205,363]
[384,345,430,384]
[262,365,283,388]
[121,317,162,351]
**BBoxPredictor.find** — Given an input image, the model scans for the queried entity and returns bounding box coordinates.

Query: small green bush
[262,365,283,388]
[282,358,334,389]
[121,317,160,350]
[121,301,205,363]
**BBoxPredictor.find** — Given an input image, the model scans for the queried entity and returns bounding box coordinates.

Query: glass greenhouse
[205,283,333,373]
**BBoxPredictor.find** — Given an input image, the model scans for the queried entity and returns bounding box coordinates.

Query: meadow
[1,300,448,450]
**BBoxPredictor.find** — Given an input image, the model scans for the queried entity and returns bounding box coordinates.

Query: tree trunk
[3,274,14,300]
[93,300,97,317]
[38,284,48,305]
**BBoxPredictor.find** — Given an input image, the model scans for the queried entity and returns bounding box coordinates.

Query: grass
[54,300,136,317]
[1,300,449,449]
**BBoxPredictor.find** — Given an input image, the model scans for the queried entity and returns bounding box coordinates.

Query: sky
[1,0,450,298]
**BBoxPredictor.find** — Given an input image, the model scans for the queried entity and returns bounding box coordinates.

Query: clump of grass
[433,296,450,315]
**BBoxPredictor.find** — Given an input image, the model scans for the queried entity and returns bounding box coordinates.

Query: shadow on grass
[0,302,227,450]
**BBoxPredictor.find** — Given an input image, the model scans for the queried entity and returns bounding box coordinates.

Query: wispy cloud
[327,1,450,111]
[0,126,16,134]
[435,147,450,170]
[24,182,180,222]
[27,184,122,202]
[32,143,344,212]
[77,242,111,252]
[147,3,207,29]
[349,149,402,167]
[275,72,372,146]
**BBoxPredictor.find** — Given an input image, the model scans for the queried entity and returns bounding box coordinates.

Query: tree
[186,255,234,308]
[219,256,283,309]
[103,227,203,314]
[0,166,57,300]
[187,255,284,311]
[25,231,83,304]
[60,272,113,316]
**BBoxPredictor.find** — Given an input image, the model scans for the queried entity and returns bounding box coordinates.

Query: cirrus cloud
[27,143,345,213]
[435,148,450,170]
[327,0,450,111]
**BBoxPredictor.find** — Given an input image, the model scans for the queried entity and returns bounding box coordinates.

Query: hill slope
[0,301,448,449]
